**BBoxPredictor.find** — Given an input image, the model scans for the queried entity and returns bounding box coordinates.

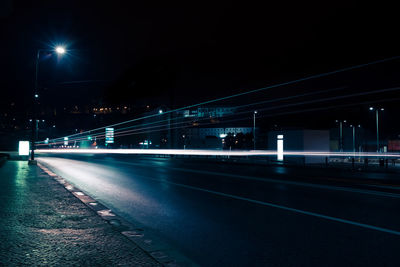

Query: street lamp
[55,46,66,54]
[29,46,66,165]
[369,107,384,152]
[253,110,257,150]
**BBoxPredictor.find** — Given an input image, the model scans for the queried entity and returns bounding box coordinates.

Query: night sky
[1,1,399,130]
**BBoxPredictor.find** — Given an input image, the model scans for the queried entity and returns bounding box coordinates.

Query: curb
[37,162,197,267]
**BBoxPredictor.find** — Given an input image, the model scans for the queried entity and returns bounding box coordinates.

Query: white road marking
[150,177,400,236]
[39,157,400,236]
[96,159,400,199]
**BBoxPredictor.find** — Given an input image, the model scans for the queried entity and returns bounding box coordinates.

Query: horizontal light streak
[38,57,400,144]
[38,87,400,145]
[36,149,400,158]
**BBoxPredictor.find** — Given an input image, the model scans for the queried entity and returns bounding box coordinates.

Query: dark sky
[1,1,399,110]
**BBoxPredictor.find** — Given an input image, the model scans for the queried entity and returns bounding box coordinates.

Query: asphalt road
[38,154,400,266]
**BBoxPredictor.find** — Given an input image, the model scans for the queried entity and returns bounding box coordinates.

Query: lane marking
[95,158,400,199]
[40,158,400,236]
[148,177,400,236]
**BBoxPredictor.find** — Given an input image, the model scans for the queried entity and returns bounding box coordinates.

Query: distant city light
[139,140,152,145]
[34,94,39,98]
[369,107,374,111]
[219,133,227,138]
[105,128,114,144]
[159,109,163,114]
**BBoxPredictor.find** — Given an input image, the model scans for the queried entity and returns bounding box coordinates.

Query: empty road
[38,154,400,266]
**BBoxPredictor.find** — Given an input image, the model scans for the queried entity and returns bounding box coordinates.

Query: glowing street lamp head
[55,46,66,54]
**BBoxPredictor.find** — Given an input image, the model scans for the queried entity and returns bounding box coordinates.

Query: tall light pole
[335,120,346,152]
[29,46,66,164]
[350,124,360,153]
[253,110,257,150]
[369,107,384,152]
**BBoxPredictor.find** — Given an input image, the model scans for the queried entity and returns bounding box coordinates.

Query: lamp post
[335,120,346,152]
[369,107,384,152]
[253,110,257,150]
[29,46,66,164]
[349,124,360,153]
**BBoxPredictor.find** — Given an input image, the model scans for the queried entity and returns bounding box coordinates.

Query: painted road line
[97,159,400,199]
[143,176,400,236]
[38,158,400,235]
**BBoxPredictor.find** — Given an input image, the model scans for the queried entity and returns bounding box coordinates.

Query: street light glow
[55,46,66,54]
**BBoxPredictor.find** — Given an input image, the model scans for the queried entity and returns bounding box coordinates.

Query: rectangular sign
[19,141,30,156]
[277,135,284,161]
[105,128,114,144]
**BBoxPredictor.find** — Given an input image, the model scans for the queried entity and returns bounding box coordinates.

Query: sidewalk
[0,160,160,266]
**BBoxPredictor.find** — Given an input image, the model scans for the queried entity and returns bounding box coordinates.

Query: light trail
[37,93,400,147]
[36,148,400,158]
[42,56,400,143]
[93,86,400,137]
[37,86,400,146]
[38,86,348,144]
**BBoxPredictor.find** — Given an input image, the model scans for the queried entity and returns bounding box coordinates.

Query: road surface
[38,154,400,266]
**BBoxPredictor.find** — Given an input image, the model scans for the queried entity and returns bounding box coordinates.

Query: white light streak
[36,149,400,158]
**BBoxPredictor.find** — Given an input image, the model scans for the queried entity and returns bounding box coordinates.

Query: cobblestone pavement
[0,160,160,266]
